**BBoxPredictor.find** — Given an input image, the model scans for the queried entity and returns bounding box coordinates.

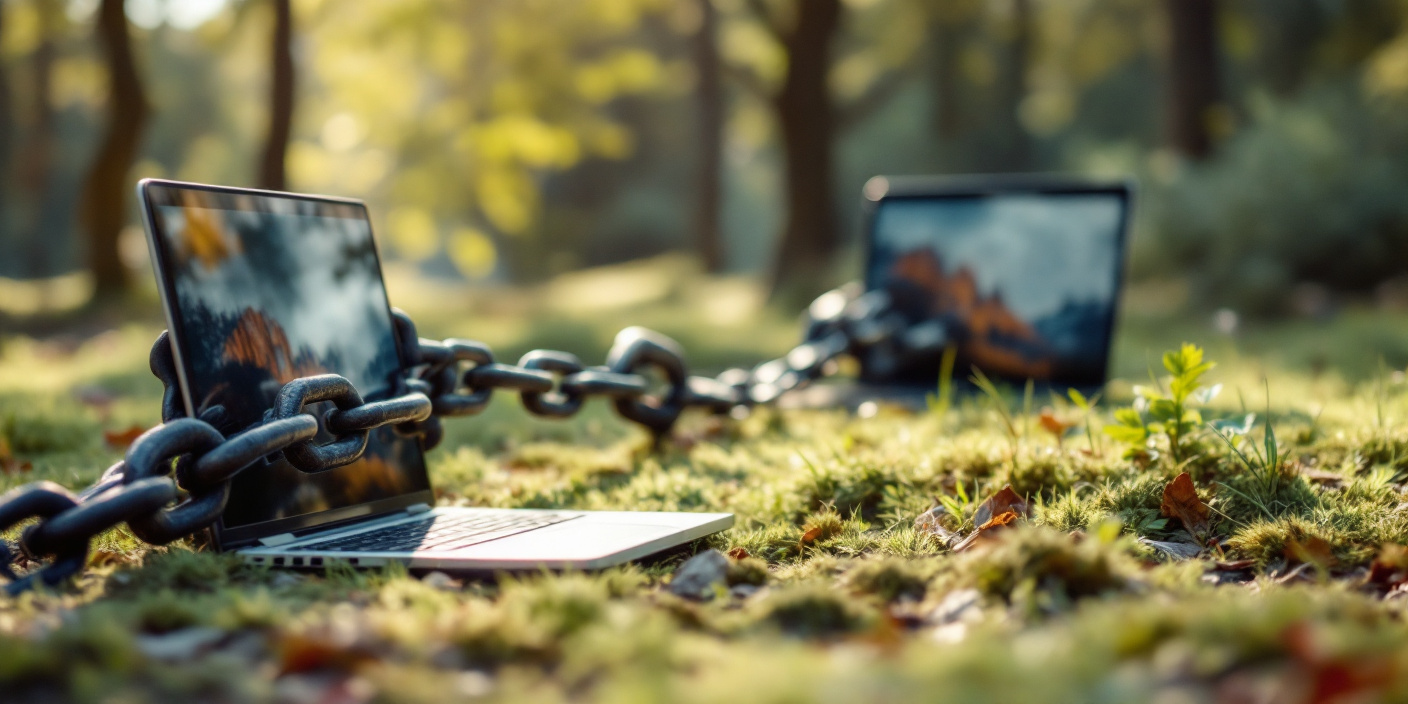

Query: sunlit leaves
[386,208,439,262]
[448,227,497,279]
[300,0,672,269]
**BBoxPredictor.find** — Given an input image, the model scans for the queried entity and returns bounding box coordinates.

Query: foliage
[1105,343,1218,464]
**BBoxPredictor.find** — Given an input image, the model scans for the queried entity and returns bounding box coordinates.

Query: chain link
[0,284,944,595]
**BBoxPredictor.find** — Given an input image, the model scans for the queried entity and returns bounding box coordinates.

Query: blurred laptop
[785,174,1132,409]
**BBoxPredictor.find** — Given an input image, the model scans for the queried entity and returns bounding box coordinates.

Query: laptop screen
[142,182,431,545]
[864,183,1129,390]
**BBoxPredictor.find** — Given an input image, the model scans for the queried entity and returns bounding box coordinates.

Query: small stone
[668,550,729,601]
[136,627,227,662]
[729,583,761,600]
[930,588,982,625]
[271,572,304,589]
[421,571,461,591]
[1139,537,1203,561]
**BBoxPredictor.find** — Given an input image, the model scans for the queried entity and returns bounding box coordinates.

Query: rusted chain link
[0,283,943,596]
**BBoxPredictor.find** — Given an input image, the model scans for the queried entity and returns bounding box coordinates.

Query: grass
[7,260,1408,701]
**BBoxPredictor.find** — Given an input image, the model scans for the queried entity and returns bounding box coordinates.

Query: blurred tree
[732,0,921,299]
[1249,0,1327,96]
[258,0,294,190]
[1163,0,1222,158]
[13,0,59,278]
[758,0,842,299]
[0,0,13,229]
[694,0,725,272]
[79,0,149,295]
[992,0,1033,170]
[304,0,674,281]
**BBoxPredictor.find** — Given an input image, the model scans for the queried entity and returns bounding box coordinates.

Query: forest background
[2,0,1408,319]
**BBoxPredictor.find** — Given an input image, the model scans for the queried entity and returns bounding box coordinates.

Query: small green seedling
[1106,343,1218,464]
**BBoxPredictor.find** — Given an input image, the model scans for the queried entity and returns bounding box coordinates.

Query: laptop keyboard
[290,512,578,553]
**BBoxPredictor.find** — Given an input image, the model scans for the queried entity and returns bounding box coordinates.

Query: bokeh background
[2,0,1408,345]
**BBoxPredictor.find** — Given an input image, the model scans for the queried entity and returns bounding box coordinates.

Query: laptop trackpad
[445,521,681,562]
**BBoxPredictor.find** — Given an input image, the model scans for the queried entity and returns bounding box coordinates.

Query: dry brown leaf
[727,547,751,560]
[277,633,375,675]
[972,485,1029,527]
[104,425,147,450]
[1038,409,1073,444]
[952,509,1021,552]
[800,527,824,545]
[1368,544,1408,592]
[1160,472,1210,542]
[1285,535,1337,570]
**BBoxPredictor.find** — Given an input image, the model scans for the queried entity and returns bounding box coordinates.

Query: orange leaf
[1159,472,1210,541]
[1039,410,1073,439]
[727,547,751,560]
[1286,535,1337,570]
[1368,544,1408,591]
[952,510,1021,553]
[277,634,374,675]
[972,485,1029,527]
[800,527,823,545]
[104,425,147,450]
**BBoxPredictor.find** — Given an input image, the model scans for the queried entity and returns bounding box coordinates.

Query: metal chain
[0,284,942,595]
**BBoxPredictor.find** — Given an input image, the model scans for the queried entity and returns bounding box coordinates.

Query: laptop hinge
[405,503,432,515]
[258,532,298,548]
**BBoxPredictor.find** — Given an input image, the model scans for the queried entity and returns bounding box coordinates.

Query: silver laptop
[137,179,732,572]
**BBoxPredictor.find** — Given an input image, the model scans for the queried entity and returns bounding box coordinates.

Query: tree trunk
[693,0,725,273]
[258,0,294,191]
[1163,0,1221,159]
[21,0,59,277]
[79,0,149,296]
[930,13,963,140]
[769,0,842,301]
[992,0,1032,171]
[0,0,13,235]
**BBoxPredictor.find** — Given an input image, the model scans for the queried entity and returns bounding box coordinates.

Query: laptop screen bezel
[137,178,435,550]
[860,174,1134,393]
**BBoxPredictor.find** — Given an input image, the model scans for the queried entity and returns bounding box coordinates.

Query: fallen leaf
[1281,621,1396,703]
[1367,544,1408,592]
[104,425,147,450]
[971,485,1029,527]
[277,633,375,675]
[726,547,751,560]
[1038,409,1073,444]
[1159,472,1210,542]
[800,526,823,545]
[1285,535,1337,570]
[952,510,1020,552]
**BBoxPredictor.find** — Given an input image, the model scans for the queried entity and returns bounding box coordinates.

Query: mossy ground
[7,263,1408,702]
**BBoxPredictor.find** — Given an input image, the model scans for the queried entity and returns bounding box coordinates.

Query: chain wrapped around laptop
[0,284,947,596]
